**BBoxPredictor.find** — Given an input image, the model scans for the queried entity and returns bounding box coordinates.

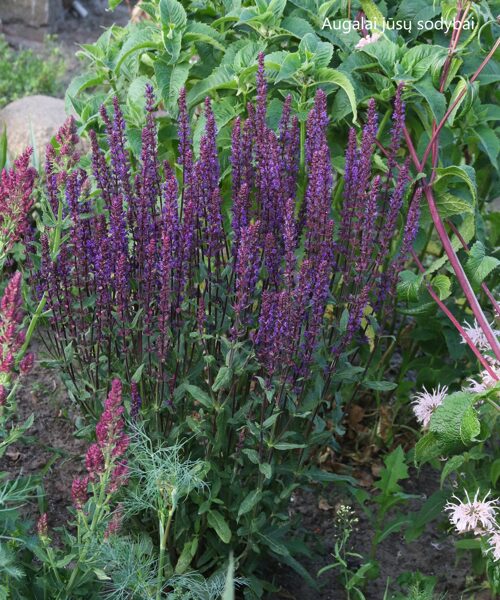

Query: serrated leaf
[397,270,423,302]
[184,21,225,51]
[431,274,452,300]
[154,58,190,115]
[160,0,187,29]
[464,241,499,288]
[207,510,231,543]
[314,68,357,121]
[374,446,408,497]
[429,391,480,454]
[275,52,302,83]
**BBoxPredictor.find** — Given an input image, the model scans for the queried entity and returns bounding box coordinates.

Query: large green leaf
[464,241,499,289]
[154,57,189,115]
[314,68,357,121]
[425,391,481,458]
[207,510,232,543]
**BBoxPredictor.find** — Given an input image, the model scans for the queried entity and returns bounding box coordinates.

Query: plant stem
[156,508,174,600]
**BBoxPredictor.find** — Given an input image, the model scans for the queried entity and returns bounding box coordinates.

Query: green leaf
[429,391,480,454]
[188,65,237,107]
[273,442,307,450]
[314,68,357,121]
[433,192,474,218]
[207,510,232,543]
[184,21,225,51]
[440,455,465,487]
[374,446,408,497]
[275,52,302,83]
[475,124,500,171]
[397,270,423,302]
[405,490,448,542]
[281,16,316,38]
[238,489,262,518]
[175,538,199,574]
[298,33,333,68]
[414,432,442,465]
[154,58,189,115]
[160,0,187,30]
[413,77,446,122]
[490,458,500,487]
[115,27,159,72]
[431,274,452,300]
[464,241,499,289]
[212,366,233,393]
[108,0,124,8]
[131,364,145,383]
[259,463,272,479]
[433,165,477,203]
[362,380,397,392]
[184,384,212,408]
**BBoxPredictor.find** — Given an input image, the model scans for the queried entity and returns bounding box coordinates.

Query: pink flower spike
[19,352,35,374]
[37,513,48,538]
[445,490,498,535]
[71,476,89,510]
[411,384,448,428]
[85,443,105,479]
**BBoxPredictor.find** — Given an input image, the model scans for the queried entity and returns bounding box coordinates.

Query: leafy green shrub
[0,35,66,109]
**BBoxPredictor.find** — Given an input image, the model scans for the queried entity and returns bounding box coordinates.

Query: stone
[0,0,63,30]
[0,95,67,160]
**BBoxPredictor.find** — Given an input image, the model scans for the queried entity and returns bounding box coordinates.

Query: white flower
[355,32,381,50]
[411,385,448,428]
[461,319,500,354]
[487,529,500,562]
[445,490,498,535]
[464,362,500,393]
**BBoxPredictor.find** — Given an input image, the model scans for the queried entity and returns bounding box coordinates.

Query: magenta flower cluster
[0,148,37,255]
[0,272,34,406]
[72,379,129,510]
[33,53,418,413]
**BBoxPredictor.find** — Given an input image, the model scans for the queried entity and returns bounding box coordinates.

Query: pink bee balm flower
[411,384,448,428]
[355,32,381,50]
[464,362,500,394]
[461,319,500,353]
[445,490,498,534]
[487,529,500,562]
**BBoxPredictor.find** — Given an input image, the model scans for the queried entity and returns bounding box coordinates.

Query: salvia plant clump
[30,53,420,573]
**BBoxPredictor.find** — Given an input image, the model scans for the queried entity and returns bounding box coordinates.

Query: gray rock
[0,0,63,30]
[0,95,67,160]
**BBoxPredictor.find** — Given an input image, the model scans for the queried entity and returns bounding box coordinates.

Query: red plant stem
[446,220,500,317]
[411,251,498,380]
[404,127,500,362]
[419,37,500,170]
[378,135,499,320]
